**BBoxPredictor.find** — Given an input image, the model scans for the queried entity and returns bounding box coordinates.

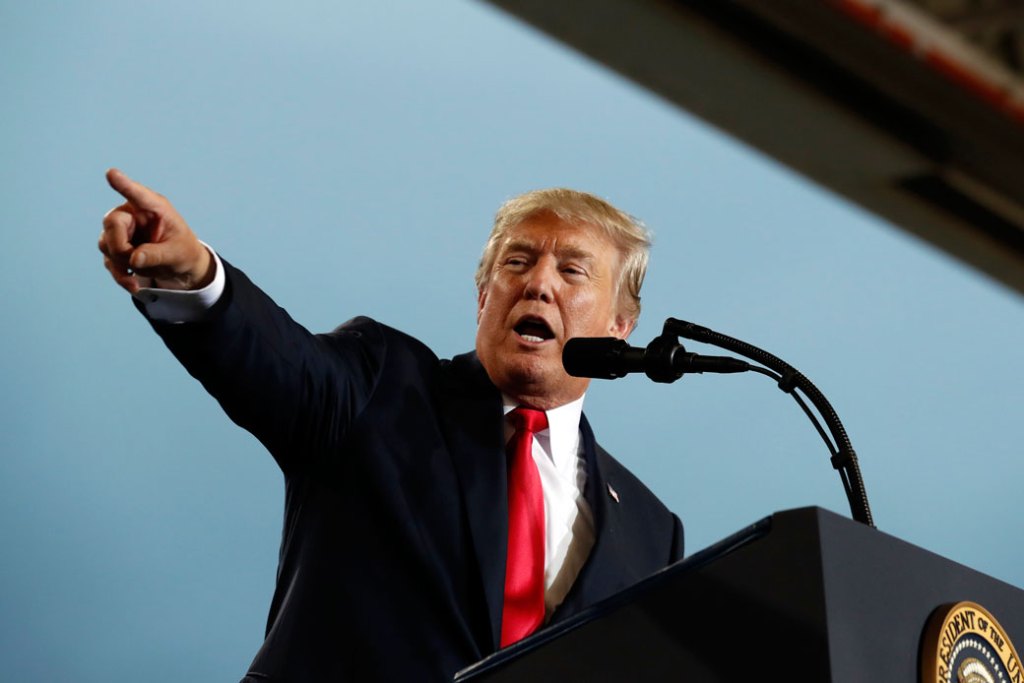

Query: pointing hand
[99,169,213,293]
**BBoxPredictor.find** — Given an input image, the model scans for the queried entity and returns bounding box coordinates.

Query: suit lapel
[434,352,507,650]
[434,370,645,640]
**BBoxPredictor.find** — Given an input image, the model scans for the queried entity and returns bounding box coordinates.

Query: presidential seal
[921,601,1023,683]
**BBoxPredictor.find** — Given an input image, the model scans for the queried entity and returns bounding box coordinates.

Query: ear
[609,313,635,340]
[476,287,487,325]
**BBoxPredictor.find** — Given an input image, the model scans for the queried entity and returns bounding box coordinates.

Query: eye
[505,256,528,269]
[562,265,587,277]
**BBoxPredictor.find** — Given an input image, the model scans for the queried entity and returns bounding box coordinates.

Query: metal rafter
[908,0,1024,73]
[482,0,1024,295]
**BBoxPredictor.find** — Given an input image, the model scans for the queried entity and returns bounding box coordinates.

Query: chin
[489,359,546,392]
[502,365,549,392]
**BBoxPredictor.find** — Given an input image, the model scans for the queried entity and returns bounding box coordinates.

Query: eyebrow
[502,240,596,262]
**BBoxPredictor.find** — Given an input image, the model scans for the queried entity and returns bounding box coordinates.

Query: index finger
[106,168,163,211]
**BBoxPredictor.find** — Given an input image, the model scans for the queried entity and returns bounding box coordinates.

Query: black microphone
[563,336,750,383]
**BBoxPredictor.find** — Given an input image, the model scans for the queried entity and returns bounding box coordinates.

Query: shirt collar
[502,394,585,471]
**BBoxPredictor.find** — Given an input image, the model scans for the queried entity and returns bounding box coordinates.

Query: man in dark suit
[99,169,683,681]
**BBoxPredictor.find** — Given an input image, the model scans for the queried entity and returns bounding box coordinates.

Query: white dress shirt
[502,397,595,618]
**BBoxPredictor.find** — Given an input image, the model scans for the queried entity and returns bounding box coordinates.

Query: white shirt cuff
[132,244,226,323]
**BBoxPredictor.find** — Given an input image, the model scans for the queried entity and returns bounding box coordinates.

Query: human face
[475,213,634,410]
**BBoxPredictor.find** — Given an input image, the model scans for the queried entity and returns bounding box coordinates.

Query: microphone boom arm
[663,318,874,527]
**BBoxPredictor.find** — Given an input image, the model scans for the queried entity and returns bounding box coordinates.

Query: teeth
[521,334,544,343]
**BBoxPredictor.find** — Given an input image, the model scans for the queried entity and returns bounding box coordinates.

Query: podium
[457,507,1024,682]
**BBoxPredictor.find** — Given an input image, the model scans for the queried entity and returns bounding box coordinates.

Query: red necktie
[500,407,548,647]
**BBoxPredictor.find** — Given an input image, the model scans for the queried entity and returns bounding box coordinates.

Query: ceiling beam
[483,0,1024,294]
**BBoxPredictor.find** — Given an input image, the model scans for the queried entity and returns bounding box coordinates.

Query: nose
[523,259,558,303]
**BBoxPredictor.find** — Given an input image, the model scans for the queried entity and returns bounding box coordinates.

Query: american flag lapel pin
[607,483,620,503]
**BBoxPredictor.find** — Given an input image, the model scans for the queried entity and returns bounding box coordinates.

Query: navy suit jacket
[147,260,683,681]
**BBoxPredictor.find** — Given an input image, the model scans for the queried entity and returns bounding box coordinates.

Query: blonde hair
[475,188,651,321]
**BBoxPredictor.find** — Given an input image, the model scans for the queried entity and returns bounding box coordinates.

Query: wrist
[151,243,215,291]
[190,246,216,289]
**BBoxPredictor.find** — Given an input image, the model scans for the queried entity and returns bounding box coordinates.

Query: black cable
[746,365,838,458]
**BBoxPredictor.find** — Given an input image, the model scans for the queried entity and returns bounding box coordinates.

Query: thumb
[130,239,213,290]
[129,239,185,271]
[106,168,164,212]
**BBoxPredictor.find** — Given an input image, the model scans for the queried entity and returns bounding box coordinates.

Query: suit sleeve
[139,258,384,473]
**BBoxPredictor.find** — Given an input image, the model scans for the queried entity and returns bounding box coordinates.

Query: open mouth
[514,317,555,343]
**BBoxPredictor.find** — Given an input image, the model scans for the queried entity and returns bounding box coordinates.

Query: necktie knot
[510,407,548,437]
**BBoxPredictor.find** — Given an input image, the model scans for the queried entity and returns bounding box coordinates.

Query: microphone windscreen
[562,337,628,379]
